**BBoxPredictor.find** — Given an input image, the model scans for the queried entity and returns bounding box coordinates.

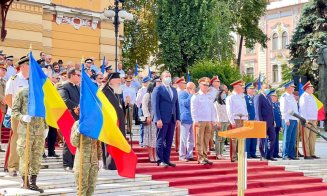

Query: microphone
[288,110,306,126]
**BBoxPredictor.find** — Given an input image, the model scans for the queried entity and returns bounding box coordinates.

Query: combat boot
[29,175,44,193]
[21,176,29,189]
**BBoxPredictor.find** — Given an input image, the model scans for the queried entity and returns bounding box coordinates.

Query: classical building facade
[0,0,122,66]
[238,0,309,87]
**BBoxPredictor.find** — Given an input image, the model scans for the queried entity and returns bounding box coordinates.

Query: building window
[246,67,254,77]
[272,33,278,50]
[273,64,279,82]
[282,31,288,49]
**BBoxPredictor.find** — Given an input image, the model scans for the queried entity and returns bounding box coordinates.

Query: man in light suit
[152,70,180,167]
[257,83,276,161]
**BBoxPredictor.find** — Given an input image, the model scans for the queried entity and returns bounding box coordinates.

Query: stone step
[92,187,188,196]
[269,158,327,165]
[0,188,40,196]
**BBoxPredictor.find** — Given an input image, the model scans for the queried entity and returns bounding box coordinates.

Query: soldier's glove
[98,160,104,170]
[21,115,32,123]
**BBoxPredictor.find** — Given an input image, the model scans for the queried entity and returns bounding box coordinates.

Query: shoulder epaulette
[11,75,17,80]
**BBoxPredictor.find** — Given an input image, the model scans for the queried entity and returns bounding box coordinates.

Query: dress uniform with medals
[244,82,257,158]
[280,81,299,160]
[102,72,127,170]
[71,120,103,196]
[299,81,319,159]
[12,86,47,193]
[5,56,29,176]
[226,80,248,162]
[190,77,217,165]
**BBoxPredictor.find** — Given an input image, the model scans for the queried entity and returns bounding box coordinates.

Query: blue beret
[283,80,295,88]
[142,76,151,83]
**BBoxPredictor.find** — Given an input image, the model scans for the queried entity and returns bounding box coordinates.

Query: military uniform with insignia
[5,56,29,176]
[12,87,47,193]
[71,121,102,196]
[226,80,248,162]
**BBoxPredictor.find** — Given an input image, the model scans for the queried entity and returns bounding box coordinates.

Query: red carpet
[133,141,327,196]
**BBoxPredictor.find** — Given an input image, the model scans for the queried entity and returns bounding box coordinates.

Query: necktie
[166,86,173,100]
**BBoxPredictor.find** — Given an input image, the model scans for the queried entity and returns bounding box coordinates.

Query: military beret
[210,76,220,85]
[230,79,244,87]
[175,77,186,84]
[302,81,313,91]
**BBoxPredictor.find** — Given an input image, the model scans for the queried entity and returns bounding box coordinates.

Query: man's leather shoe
[205,160,213,165]
[199,160,208,165]
[187,157,197,162]
[42,153,47,159]
[167,162,176,167]
[290,157,299,160]
[298,153,304,157]
[64,167,73,172]
[48,153,60,158]
[251,155,259,159]
[159,162,168,168]
[267,157,277,161]
[304,156,313,159]
[311,155,320,159]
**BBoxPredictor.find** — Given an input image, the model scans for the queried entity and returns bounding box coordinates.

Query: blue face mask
[264,89,270,95]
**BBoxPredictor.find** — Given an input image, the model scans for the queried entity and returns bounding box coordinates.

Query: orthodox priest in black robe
[101,72,127,170]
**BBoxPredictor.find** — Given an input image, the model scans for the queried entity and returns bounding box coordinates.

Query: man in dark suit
[58,68,81,171]
[257,83,276,161]
[152,70,180,167]
[102,72,127,170]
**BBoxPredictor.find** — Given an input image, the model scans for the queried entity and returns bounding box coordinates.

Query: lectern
[219,121,266,196]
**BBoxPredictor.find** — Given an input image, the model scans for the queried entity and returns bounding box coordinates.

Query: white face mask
[163,77,172,85]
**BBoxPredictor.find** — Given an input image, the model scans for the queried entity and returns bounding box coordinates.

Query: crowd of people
[0,49,323,194]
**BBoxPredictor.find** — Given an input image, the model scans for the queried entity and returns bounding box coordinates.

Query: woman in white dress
[142,83,157,163]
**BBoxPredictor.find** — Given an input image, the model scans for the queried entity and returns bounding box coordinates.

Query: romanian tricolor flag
[79,64,137,178]
[28,52,76,154]
[313,95,325,121]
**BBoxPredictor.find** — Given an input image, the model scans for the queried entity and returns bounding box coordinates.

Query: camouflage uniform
[11,87,47,192]
[71,121,102,196]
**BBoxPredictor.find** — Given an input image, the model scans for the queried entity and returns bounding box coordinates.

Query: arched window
[246,67,254,77]
[282,31,288,49]
[272,33,278,50]
[273,64,279,82]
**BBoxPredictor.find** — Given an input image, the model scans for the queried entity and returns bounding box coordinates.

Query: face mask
[221,94,227,99]
[163,77,172,85]
[264,89,270,95]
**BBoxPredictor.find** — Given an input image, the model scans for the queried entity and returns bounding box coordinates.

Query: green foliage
[122,0,159,70]
[288,0,327,85]
[281,64,292,82]
[190,60,254,88]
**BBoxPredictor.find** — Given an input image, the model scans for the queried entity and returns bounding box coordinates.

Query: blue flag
[148,67,152,78]
[135,63,138,77]
[258,73,262,91]
[187,70,191,82]
[101,56,106,74]
[299,79,304,96]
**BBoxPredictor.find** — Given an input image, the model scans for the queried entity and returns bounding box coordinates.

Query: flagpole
[24,123,30,188]
[78,134,83,196]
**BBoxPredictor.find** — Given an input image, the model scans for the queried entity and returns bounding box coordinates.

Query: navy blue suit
[245,95,257,158]
[257,94,276,159]
[272,101,282,157]
[152,85,180,164]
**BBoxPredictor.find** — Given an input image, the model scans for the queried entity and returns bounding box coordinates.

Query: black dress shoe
[290,157,299,160]
[42,153,47,159]
[159,162,168,168]
[304,156,313,159]
[186,157,197,162]
[167,162,176,167]
[267,157,277,161]
[298,152,304,157]
[311,155,320,159]
[48,153,60,158]
[205,160,213,165]
[251,155,259,159]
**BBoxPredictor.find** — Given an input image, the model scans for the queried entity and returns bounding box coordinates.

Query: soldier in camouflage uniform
[12,87,47,193]
[71,120,103,196]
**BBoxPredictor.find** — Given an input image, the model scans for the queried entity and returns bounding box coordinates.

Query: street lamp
[103,0,133,71]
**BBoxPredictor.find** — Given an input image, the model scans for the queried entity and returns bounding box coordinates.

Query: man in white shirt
[122,76,136,133]
[280,81,299,160]
[191,77,217,165]
[4,56,29,176]
[4,56,16,81]
[135,76,151,147]
[299,81,319,159]
[117,63,126,78]
[226,80,248,162]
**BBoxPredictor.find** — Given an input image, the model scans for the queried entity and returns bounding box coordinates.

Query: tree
[157,0,216,74]
[288,0,327,108]
[122,0,159,70]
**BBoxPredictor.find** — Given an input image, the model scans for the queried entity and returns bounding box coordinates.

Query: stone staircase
[0,125,188,195]
[269,158,327,182]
